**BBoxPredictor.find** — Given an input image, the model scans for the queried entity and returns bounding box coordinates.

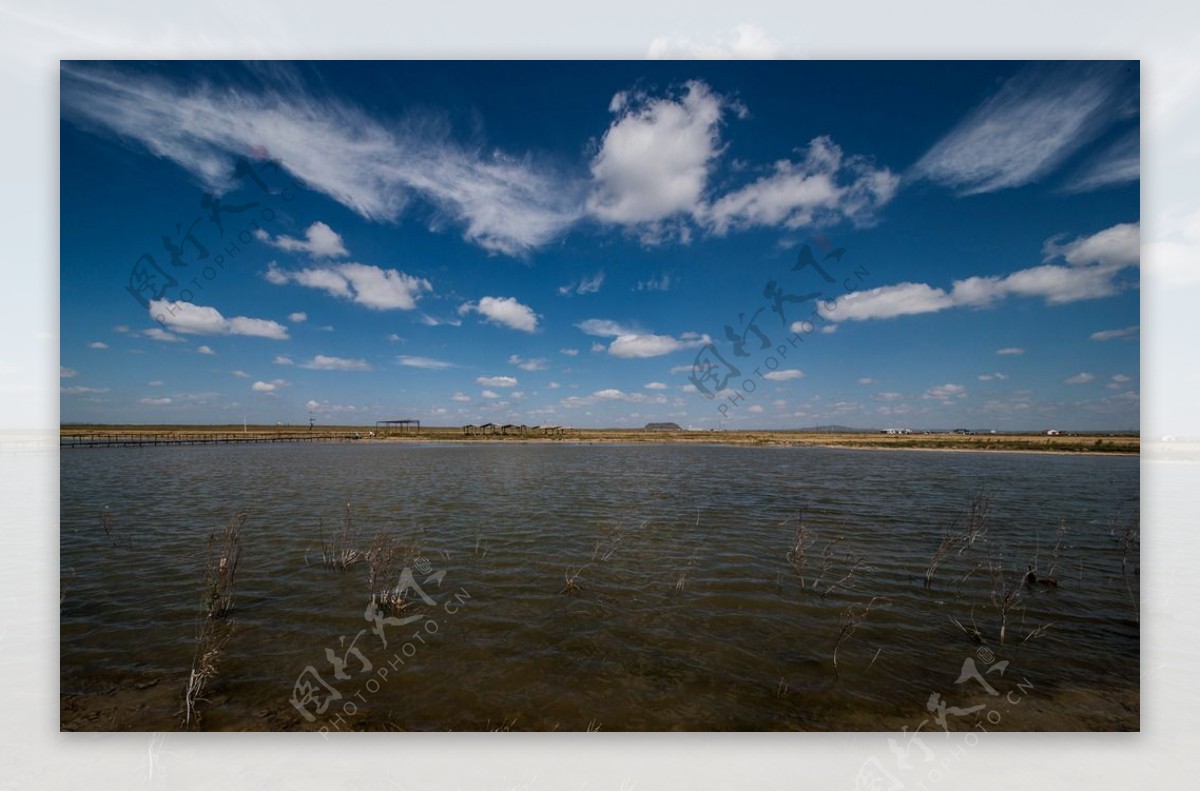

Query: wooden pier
[60,431,354,448]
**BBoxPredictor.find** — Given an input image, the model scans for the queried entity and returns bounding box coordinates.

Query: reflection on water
[60,443,1139,731]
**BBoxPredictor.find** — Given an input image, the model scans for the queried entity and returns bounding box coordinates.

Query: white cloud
[147,380,164,386]
[703,136,898,233]
[251,379,289,392]
[1112,374,1132,383]
[912,62,1136,194]
[258,221,349,258]
[289,312,308,323]
[857,377,875,385]
[577,318,710,359]
[874,392,904,402]
[763,369,804,381]
[232,370,249,377]
[977,373,1009,381]
[997,348,1025,356]
[748,404,764,414]
[267,261,430,311]
[88,341,109,349]
[644,382,668,390]
[301,355,372,371]
[418,313,463,328]
[560,348,579,357]
[826,223,1139,323]
[587,81,726,229]
[635,273,674,292]
[197,345,215,355]
[477,375,518,388]
[924,383,967,402]
[481,389,499,399]
[61,385,110,395]
[508,355,548,372]
[451,392,471,402]
[1065,372,1096,384]
[273,356,294,365]
[139,397,172,406]
[548,381,561,390]
[142,328,185,343]
[1063,130,1139,193]
[112,325,129,334]
[459,296,538,333]
[558,272,605,296]
[148,299,289,340]
[1090,325,1139,341]
[60,367,77,378]
[61,65,583,256]
[397,355,453,370]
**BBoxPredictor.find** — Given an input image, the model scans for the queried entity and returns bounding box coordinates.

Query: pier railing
[59,431,354,448]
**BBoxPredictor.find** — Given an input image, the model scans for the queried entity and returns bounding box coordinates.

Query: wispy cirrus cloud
[61,64,585,256]
[557,272,605,296]
[912,62,1137,195]
[148,300,289,340]
[397,355,454,370]
[1063,130,1139,193]
[266,261,430,311]
[1091,325,1139,341]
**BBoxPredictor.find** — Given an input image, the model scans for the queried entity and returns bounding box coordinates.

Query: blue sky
[59,60,1139,430]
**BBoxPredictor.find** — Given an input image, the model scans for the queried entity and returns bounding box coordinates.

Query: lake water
[60,443,1139,731]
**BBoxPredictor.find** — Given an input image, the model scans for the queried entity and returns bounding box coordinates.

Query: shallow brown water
[60,443,1139,731]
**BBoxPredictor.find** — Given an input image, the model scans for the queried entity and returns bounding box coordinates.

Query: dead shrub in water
[320,503,361,571]
[561,565,585,595]
[924,491,993,589]
[182,614,233,729]
[989,559,1023,644]
[832,596,885,677]
[784,510,865,596]
[98,508,132,549]
[203,512,244,618]
[184,512,244,728]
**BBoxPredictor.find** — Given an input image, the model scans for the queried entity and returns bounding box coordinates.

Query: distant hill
[644,422,682,431]
[794,425,875,434]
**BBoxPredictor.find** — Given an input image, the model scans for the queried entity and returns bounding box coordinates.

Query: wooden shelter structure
[375,418,421,435]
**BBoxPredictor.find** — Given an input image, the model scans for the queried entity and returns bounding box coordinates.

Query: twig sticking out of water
[989,560,1023,644]
[924,491,993,588]
[833,597,885,677]
[184,512,244,728]
[1021,622,1054,644]
[182,613,232,729]
[320,503,361,571]
[98,508,132,549]
[786,510,814,588]
[950,606,984,644]
[561,566,585,595]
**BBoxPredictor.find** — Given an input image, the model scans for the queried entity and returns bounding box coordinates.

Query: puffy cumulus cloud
[88,341,109,349]
[576,318,710,359]
[266,261,430,311]
[196,345,215,355]
[148,300,288,339]
[912,62,1137,195]
[451,392,471,402]
[480,389,499,399]
[273,356,294,365]
[289,312,308,323]
[300,355,372,371]
[477,375,518,388]
[923,383,967,402]
[560,348,579,357]
[1065,372,1096,384]
[251,378,289,392]
[824,222,1139,322]
[459,296,539,333]
[560,388,669,408]
[763,369,804,381]
[397,355,453,370]
[60,367,77,378]
[61,64,584,256]
[703,136,898,234]
[587,81,726,228]
[256,221,349,258]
